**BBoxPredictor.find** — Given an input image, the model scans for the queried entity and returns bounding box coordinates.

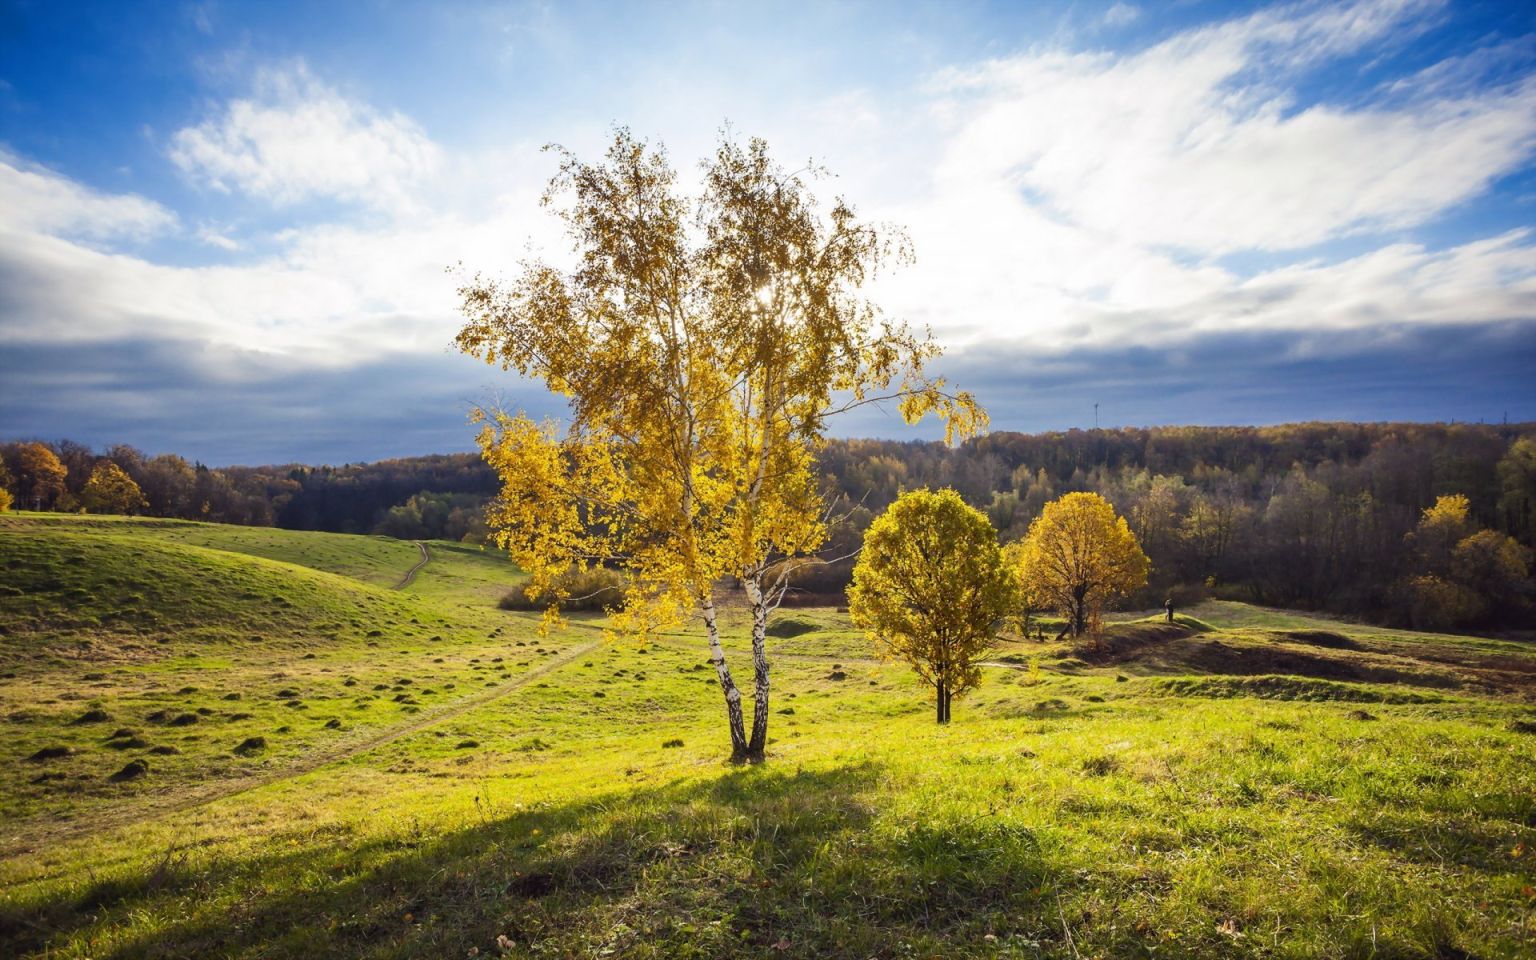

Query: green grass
[1,514,1533,958]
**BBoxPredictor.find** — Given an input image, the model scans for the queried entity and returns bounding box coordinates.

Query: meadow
[1,513,1532,959]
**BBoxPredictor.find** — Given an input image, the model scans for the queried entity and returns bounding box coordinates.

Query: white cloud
[824,0,1534,355]
[0,152,177,242]
[168,62,442,211]
[195,223,240,250]
[1222,230,1536,335]
[0,143,557,370]
[4,0,1534,399]
[929,0,1535,256]
[1101,3,1140,28]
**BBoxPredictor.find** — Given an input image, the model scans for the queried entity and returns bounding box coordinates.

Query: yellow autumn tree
[81,461,147,515]
[1451,529,1533,622]
[15,442,67,511]
[455,130,983,762]
[1016,492,1149,637]
[1398,493,1534,628]
[1409,494,1474,576]
[1002,539,1046,638]
[848,489,1015,723]
[0,487,12,513]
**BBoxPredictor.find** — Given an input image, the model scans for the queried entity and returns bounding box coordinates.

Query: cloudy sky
[1,0,1533,465]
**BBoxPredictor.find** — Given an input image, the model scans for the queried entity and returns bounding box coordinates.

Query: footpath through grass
[1,514,1533,959]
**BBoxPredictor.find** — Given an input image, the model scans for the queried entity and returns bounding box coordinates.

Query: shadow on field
[2,762,1050,959]
[1072,622,1476,692]
[1351,811,1527,873]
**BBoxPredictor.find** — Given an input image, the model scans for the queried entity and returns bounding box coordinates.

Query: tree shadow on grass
[1079,629,1469,693]
[1349,811,1531,874]
[3,761,1052,959]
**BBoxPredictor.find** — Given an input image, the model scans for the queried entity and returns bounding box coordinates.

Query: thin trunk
[744,574,771,761]
[936,677,950,724]
[702,597,748,760]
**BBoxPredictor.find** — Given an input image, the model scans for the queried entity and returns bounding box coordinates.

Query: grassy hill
[1,514,1533,958]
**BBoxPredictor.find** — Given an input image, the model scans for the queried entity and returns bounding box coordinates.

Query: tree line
[4,420,1531,630]
[813,422,1535,631]
[0,440,497,539]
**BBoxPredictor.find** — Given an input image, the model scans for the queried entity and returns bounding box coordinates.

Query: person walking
[1164,597,1175,623]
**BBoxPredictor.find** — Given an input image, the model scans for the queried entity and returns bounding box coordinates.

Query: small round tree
[1016,492,1149,637]
[847,488,1016,723]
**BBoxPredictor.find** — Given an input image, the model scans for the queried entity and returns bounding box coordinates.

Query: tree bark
[1070,583,1089,637]
[744,574,771,761]
[936,678,951,724]
[702,597,748,760]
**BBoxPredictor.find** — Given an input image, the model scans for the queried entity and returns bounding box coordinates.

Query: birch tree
[455,129,983,761]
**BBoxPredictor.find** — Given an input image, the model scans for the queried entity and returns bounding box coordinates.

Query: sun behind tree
[1015,492,1149,638]
[454,129,984,761]
[847,489,1015,723]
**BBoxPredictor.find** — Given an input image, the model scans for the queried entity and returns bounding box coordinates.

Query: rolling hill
[1,514,1532,959]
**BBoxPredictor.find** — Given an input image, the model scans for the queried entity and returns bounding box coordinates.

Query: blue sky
[1,0,1533,465]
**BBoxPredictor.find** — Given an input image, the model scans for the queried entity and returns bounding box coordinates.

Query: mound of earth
[1078,624,1470,693]
[1073,622,1198,662]
[765,615,819,639]
[1279,629,1359,650]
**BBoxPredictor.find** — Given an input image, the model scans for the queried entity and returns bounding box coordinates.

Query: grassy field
[1,513,1533,959]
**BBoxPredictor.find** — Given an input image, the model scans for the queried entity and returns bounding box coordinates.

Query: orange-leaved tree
[15,442,67,511]
[454,129,984,762]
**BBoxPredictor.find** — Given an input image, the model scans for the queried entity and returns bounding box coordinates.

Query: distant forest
[4,421,1533,630]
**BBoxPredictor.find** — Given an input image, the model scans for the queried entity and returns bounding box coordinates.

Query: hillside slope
[1,515,1533,959]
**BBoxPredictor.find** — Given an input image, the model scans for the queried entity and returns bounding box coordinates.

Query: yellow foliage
[1002,539,1045,627]
[847,489,1015,722]
[1421,493,1471,529]
[1407,575,1484,631]
[1014,492,1149,637]
[1451,529,1532,618]
[1410,493,1476,575]
[16,442,67,509]
[0,487,11,513]
[81,462,148,515]
[456,130,985,641]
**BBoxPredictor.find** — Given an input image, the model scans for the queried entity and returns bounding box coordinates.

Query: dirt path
[393,541,431,589]
[3,638,601,858]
